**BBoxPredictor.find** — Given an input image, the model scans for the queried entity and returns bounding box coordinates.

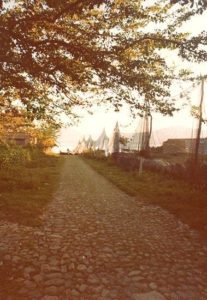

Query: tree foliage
[34,124,57,149]
[170,0,207,14]
[0,109,57,149]
[0,0,206,124]
[0,110,32,139]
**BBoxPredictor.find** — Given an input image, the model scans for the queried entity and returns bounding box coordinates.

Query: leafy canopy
[170,0,207,14]
[0,0,207,124]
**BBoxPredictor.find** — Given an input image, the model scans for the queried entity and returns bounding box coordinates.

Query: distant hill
[151,127,207,147]
[122,127,207,147]
[59,125,207,150]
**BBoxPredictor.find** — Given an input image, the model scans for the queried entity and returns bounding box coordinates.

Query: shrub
[82,150,106,161]
[0,145,31,169]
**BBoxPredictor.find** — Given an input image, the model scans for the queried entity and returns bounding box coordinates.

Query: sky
[58,81,207,150]
[57,8,207,151]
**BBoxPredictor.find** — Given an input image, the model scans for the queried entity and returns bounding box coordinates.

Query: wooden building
[3,132,37,146]
[163,138,207,155]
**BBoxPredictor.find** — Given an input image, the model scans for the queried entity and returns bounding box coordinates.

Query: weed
[83,157,207,239]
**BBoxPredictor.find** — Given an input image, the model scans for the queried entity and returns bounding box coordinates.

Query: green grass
[0,153,63,226]
[83,157,207,239]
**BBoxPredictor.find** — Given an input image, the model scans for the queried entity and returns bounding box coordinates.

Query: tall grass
[0,146,63,226]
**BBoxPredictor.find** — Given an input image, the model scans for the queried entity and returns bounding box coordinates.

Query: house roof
[164,138,207,143]
[5,132,32,139]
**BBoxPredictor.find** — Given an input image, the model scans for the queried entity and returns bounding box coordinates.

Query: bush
[0,145,31,169]
[82,150,107,161]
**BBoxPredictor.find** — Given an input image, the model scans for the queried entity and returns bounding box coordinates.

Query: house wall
[4,134,34,146]
[163,139,207,154]
[163,140,186,154]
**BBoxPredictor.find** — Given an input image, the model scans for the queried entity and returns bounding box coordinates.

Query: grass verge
[83,157,207,239]
[0,153,63,226]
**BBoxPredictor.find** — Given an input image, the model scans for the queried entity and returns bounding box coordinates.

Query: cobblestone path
[0,157,207,300]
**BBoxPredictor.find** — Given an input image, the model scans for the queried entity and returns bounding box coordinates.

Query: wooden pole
[147,113,152,151]
[194,78,205,166]
[139,157,143,175]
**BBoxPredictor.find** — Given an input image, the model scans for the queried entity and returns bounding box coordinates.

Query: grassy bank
[83,157,207,239]
[0,150,63,226]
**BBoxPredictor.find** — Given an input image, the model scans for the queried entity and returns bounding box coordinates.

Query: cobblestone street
[0,157,207,300]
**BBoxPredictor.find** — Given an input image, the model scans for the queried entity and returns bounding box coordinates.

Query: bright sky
[58,10,207,151]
